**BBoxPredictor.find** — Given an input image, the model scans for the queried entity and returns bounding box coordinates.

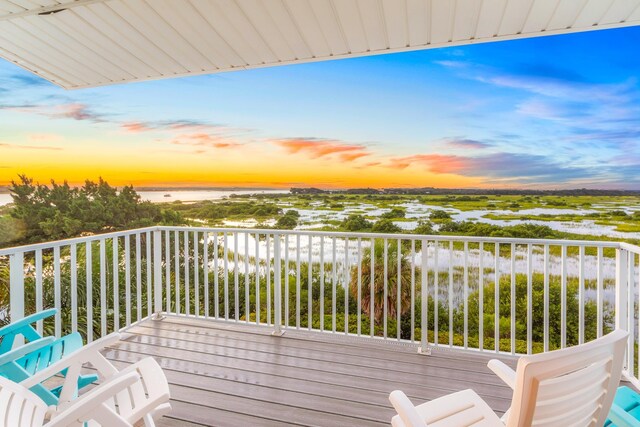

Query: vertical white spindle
[224,232,229,320]
[213,232,219,318]
[448,241,453,347]
[597,246,603,337]
[35,249,43,334]
[544,244,549,352]
[370,238,375,337]
[479,242,484,351]
[494,243,500,353]
[434,241,439,345]
[136,234,142,320]
[71,243,78,334]
[357,238,362,336]
[463,241,468,349]
[174,231,180,315]
[153,230,162,319]
[125,235,131,326]
[99,241,106,337]
[397,239,402,341]
[320,236,324,331]
[165,230,171,314]
[273,233,282,335]
[245,232,250,323]
[233,231,239,322]
[266,235,271,326]
[54,246,62,338]
[344,238,350,335]
[308,235,313,330]
[628,251,634,372]
[204,231,210,318]
[256,233,261,325]
[579,246,585,345]
[510,243,515,355]
[184,231,189,316]
[284,235,289,328]
[146,232,152,317]
[420,239,429,354]
[112,238,119,331]
[194,231,199,317]
[332,236,337,333]
[527,244,532,355]
[9,252,25,344]
[410,239,415,343]
[86,242,93,343]
[383,239,388,339]
[296,234,301,329]
[561,245,567,348]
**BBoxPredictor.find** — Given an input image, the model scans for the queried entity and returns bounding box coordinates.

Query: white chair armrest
[46,370,141,427]
[20,332,121,390]
[488,359,516,390]
[389,390,425,427]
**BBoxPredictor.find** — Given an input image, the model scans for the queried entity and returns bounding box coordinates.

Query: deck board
[104,316,515,426]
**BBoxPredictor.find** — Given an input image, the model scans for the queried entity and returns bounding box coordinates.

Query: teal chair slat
[0,311,98,405]
[606,387,640,427]
[0,309,57,353]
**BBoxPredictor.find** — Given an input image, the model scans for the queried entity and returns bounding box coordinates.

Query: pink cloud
[274,138,370,162]
[388,154,469,173]
[171,132,242,149]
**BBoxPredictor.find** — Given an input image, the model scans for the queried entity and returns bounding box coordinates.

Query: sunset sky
[0,26,639,190]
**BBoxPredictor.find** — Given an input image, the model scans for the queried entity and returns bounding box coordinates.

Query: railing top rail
[0,224,625,256]
[159,225,622,248]
[0,226,160,256]
[620,242,640,254]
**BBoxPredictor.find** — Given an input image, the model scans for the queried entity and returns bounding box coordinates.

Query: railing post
[419,239,430,355]
[273,233,284,336]
[152,229,165,320]
[616,247,629,371]
[9,252,25,347]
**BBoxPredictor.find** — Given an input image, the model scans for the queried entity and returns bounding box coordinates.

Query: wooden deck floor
[103,316,516,427]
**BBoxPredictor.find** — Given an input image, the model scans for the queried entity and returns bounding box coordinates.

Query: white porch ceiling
[1,0,639,90]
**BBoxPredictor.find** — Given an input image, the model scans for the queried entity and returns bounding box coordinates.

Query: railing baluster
[86,242,93,343]
[344,237,350,335]
[173,231,180,316]
[285,235,290,328]
[245,232,250,324]
[35,249,43,334]
[308,235,313,331]
[255,232,261,325]
[494,243,500,353]
[136,234,143,321]
[204,231,209,318]
[184,231,190,317]
[296,234,301,329]
[125,235,131,326]
[628,251,635,373]
[320,236,324,332]
[561,245,567,348]
[510,243,515,355]
[543,244,549,352]
[54,246,62,337]
[448,241,453,347]
[273,233,282,335]
[213,232,219,319]
[99,240,106,338]
[112,238,119,331]
[165,230,171,314]
[420,239,428,354]
[370,238,375,337]
[146,232,152,317]
[434,241,439,346]
[397,238,402,341]
[153,230,162,318]
[357,237,362,336]
[9,252,25,344]
[194,231,199,317]
[70,243,78,334]
[234,231,239,322]
[410,239,415,343]
[479,242,484,351]
[579,246,585,345]
[383,238,388,339]
[332,236,337,333]
[597,246,603,338]
[463,241,468,349]
[224,232,229,321]
[527,244,532,354]
[266,234,271,326]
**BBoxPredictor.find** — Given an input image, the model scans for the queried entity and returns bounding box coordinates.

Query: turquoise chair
[606,386,640,426]
[0,309,98,405]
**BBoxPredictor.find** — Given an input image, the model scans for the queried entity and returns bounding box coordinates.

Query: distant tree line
[290,187,640,196]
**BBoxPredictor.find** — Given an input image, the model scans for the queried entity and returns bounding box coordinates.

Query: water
[0,194,10,206]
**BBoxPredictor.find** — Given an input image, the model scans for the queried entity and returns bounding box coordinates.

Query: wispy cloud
[274,138,371,162]
[3,102,106,123]
[443,138,490,149]
[0,141,62,151]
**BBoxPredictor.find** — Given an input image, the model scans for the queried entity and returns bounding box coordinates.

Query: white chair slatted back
[507,329,628,427]
[0,376,47,427]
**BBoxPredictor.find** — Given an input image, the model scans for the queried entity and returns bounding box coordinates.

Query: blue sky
[0,25,639,189]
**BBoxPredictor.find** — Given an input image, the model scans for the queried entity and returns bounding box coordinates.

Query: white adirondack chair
[13,332,171,427]
[389,329,629,427]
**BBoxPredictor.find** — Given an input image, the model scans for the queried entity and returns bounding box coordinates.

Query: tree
[430,210,451,220]
[276,210,298,229]
[371,219,401,233]
[381,208,406,219]
[341,214,372,232]
[349,240,413,323]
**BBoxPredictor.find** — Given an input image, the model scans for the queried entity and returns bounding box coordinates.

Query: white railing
[1,226,639,381]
